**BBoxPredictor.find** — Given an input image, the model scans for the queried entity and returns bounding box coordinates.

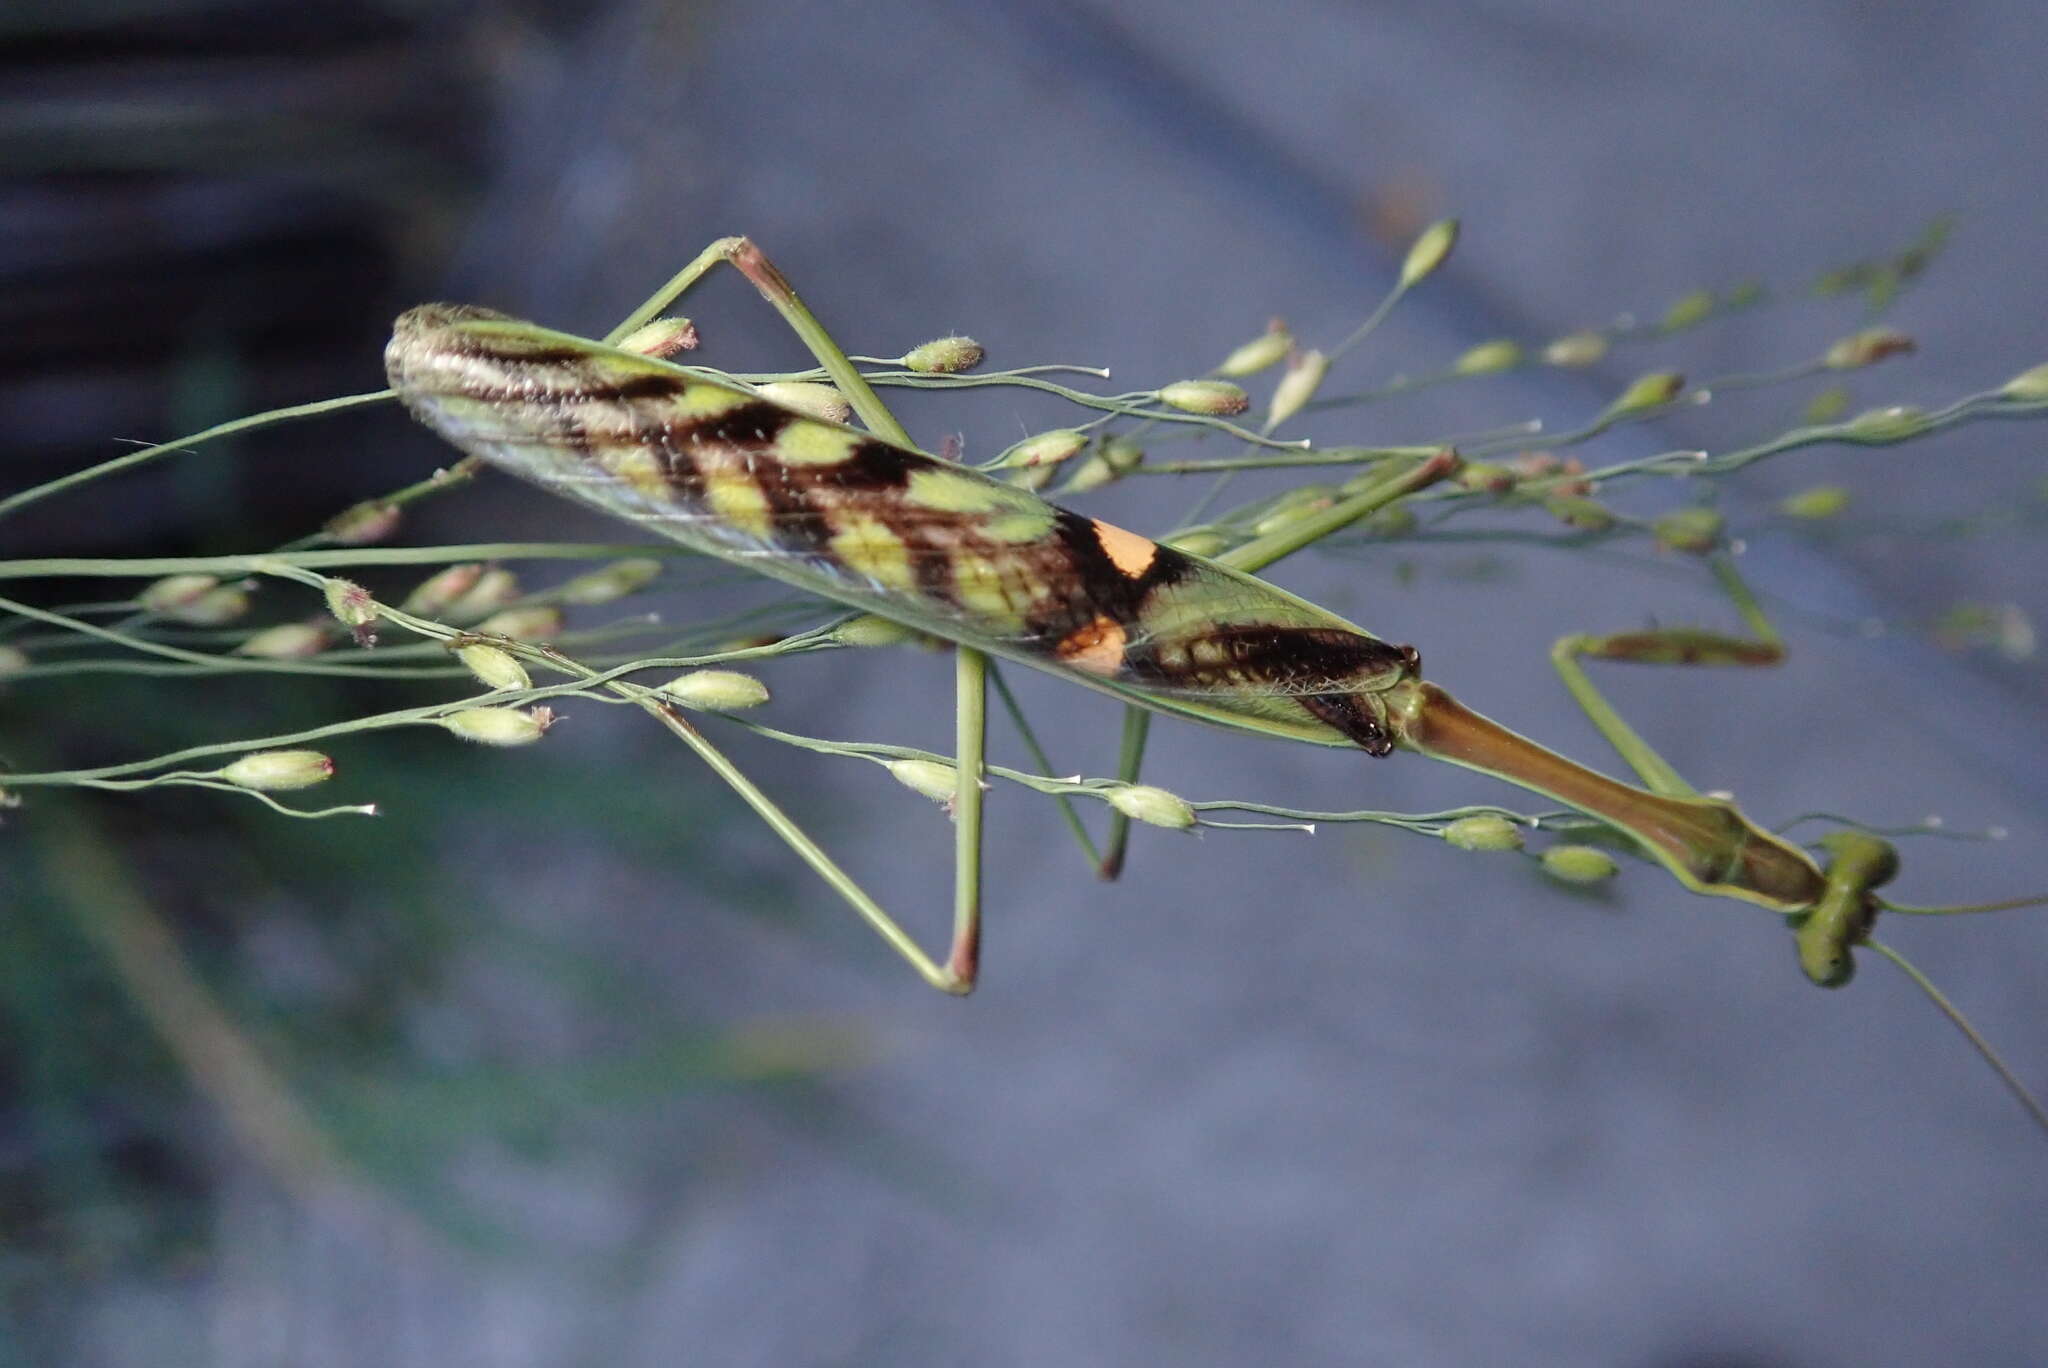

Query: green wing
[386,305,1417,749]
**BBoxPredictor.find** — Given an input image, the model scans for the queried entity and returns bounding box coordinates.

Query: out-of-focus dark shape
[0,1,514,551]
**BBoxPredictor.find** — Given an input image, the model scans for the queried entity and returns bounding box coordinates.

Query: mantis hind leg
[1551,553,1783,797]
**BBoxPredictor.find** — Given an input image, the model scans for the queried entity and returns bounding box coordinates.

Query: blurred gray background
[8,1,2048,1365]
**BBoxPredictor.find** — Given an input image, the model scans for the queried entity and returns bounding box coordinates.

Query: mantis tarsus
[8,233,2047,1138]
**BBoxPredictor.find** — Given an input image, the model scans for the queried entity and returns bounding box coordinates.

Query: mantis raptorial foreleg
[1550,553,1784,798]
[1535,556,2048,1125]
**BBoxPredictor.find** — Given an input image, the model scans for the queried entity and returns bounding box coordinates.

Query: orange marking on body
[1055,615,1128,677]
[1091,519,1159,578]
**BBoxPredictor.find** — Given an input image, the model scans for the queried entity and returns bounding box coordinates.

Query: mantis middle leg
[606,237,990,992]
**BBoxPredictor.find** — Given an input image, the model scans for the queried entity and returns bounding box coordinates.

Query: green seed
[903,336,984,374]
[659,669,771,711]
[1107,784,1197,830]
[1653,507,1723,555]
[1608,371,1685,415]
[1158,379,1251,416]
[1443,815,1523,852]
[456,643,531,691]
[220,750,335,791]
[1452,339,1523,375]
[2001,363,2048,400]
[1268,349,1328,426]
[1542,331,1607,367]
[237,623,330,659]
[1542,845,1619,883]
[1216,321,1292,377]
[1778,486,1850,520]
[1399,218,1459,287]
[888,758,960,804]
[1659,290,1715,332]
[444,707,554,746]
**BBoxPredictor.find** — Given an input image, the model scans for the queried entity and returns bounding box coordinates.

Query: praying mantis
[6,231,2046,1136]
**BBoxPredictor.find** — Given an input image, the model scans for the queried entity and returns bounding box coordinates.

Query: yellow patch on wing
[905,468,1036,515]
[675,383,753,420]
[775,422,862,466]
[982,507,1058,543]
[949,548,1026,628]
[1054,615,1128,677]
[1091,520,1159,577]
[601,444,673,501]
[827,510,916,591]
[702,469,773,540]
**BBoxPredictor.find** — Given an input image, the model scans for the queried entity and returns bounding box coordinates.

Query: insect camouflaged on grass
[7,231,2048,1137]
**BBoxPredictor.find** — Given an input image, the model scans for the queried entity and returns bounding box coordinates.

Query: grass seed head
[1542,330,1608,367]
[904,336,985,373]
[1544,496,1616,532]
[444,706,555,746]
[660,669,771,711]
[139,574,217,612]
[1824,328,1915,370]
[1778,486,1850,520]
[1452,339,1523,375]
[1000,429,1090,469]
[456,642,532,691]
[559,558,662,605]
[1542,844,1619,883]
[1660,289,1715,332]
[1158,379,1251,416]
[324,500,402,545]
[1107,784,1197,830]
[1653,507,1724,554]
[2001,363,2048,400]
[1399,218,1459,288]
[1608,371,1686,416]
[757,381,853,424]
[402,563,485,617]
[617,316,698,357]
[1268,349,1329,427]
[322,579,378,628]
[888,758,960,804]
[1216,318,1292,377]
[1443,815,1524,851]
[220,750,335,791]
[236,622,331,658]
[1845,405,1930,441]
